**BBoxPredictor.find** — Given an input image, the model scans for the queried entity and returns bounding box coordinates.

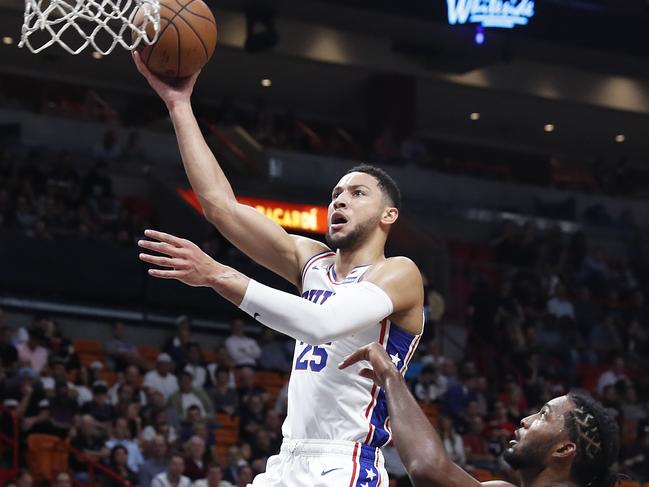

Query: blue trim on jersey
[367,324,418,449]
[329,264,370,285]
[355,445,381,487]
[301,249,334,279]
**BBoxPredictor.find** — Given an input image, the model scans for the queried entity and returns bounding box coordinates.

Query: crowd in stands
[0,145,154,244]
[0,214,648,487]
[0,313,293,487]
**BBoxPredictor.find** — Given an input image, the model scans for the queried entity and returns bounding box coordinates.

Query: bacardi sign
[447,0,535,29]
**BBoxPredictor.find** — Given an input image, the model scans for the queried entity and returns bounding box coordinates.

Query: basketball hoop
[19,0,160,55]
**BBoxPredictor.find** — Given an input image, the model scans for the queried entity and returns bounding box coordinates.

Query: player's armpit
[362,257,424,334]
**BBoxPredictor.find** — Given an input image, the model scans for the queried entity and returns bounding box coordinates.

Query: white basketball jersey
[281,250,423,448]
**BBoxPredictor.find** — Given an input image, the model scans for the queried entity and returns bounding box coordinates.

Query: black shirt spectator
[80,382,115,424]
[0,326,17,368]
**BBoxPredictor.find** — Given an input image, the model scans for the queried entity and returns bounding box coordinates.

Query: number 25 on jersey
[294,342,328,372]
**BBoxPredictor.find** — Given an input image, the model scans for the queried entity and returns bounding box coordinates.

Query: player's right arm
[132,52,324,285]
[339,343,516,487]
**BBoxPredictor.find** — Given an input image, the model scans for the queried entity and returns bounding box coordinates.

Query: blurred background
[0,0,648,486]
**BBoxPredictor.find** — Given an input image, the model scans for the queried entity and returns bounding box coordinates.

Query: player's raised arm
[338,343,514,487]
[132,52,324,285]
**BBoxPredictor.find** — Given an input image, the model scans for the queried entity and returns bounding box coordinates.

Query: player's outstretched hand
[132,51,200,109]
[338,342,400,389]
[138,229,217,287]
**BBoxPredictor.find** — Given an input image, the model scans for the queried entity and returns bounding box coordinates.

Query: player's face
[326,172,386,250]
[503,395,573,470]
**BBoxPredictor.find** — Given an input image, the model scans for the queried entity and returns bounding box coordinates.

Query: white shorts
[248,439,389,487]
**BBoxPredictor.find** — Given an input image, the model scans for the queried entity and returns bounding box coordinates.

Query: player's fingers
[139,253,185,269]
[143,229,186,247]
[137,239,181,256]
[338,347,369,369]
[147,268,185,279]
[132,51,149,76]
[358,368,376,381]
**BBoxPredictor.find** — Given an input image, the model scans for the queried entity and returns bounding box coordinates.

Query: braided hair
[565,392,620,487]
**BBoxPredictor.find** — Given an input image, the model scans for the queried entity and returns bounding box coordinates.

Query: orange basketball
[133,0,217,80]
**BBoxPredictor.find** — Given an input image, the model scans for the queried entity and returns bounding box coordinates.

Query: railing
[69,447,131,487]
[0,405,20,476]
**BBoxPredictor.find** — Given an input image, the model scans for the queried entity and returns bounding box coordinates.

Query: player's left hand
[338,342,400,389]
[138,229,218,287]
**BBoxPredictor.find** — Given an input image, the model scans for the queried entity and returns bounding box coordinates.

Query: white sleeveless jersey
[281,250,423,448]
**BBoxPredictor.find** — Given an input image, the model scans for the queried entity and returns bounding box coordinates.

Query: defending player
[339,343,620,487]
[133,52,424,486]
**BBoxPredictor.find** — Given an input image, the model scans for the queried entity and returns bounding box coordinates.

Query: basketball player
[133,52,424,486]
[339,342,620,487]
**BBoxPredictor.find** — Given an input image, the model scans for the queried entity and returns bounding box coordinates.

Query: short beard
[503,440,551,471]
[325,216,378,251]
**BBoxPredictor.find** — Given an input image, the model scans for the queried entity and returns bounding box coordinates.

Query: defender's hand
[138,229,218,287]
[338,342,400,389]
[132,51,199,109]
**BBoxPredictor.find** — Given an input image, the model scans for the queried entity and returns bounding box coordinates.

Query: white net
[20,0,160,55]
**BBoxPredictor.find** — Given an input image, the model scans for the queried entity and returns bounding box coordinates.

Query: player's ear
[552,440,576,459]
[381,207,399,225]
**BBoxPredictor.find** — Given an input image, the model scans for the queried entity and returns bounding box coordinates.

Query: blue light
[475,27,485,45]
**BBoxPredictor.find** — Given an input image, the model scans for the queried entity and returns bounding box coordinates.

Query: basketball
[133,0,217,80]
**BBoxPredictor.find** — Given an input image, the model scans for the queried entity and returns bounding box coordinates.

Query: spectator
[109,365,146,406]
[221,446,247,485]
[462,415,497,471]
[23,399,69,438]
[224,319,261,368]
[439,415,466,467]
[144,353,179,400]
[191,465,233,487]
[258,330,291,372]
[139,435,169,487]
[413,365,448,403]
[164,316,193,365]
[71,415,109,480]
[183,436,209,481]
[590,314,624,359]
[103,445,140,487]
[169,371,214,420]
[236,367,268,407]
[15,326,48,374]
[141,408,178,446]
[178,404,217,445]
[14,471,32,487]
[81,382,115,424]
[209,368,239,415]
[53,472,72,487]
[235,466,253,487]
[622,423,649,480]
[152,455,191,487]
[104,321,141,371]
[546,283,575,319]
[106,416,144,473]
[49,378,80,429]
[239,395,266,443]
[597,356,627,395]
[72,366,94,405]
[184,342,210,389]
[0,325,18,369]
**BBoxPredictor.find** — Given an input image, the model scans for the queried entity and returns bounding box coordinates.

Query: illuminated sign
[178,189,329,235]
[447,0,535,28]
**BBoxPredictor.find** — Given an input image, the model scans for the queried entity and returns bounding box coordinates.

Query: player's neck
[521,466,576,487]
[334,242,385,279]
